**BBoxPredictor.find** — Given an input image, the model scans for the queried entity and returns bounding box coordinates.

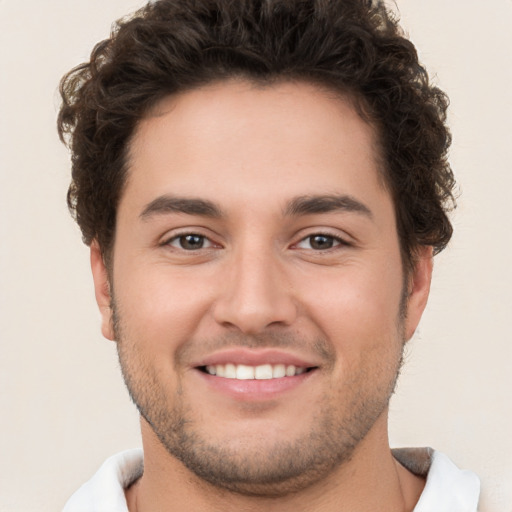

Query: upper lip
[193,348,320,369]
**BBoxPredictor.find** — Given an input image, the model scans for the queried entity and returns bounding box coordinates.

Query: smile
[203,363,310,380]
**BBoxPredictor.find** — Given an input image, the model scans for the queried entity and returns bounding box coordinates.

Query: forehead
[123,80,389,217]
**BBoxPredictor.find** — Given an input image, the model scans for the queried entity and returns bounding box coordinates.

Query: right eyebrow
[139,195,224,221]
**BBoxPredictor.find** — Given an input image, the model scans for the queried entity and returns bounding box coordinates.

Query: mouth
[192,349,320,399]
[198,363,315,380]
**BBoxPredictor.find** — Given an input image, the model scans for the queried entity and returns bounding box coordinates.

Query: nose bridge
[213,238,296,333]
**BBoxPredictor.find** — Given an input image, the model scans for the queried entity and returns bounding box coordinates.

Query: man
[58,0,480,510]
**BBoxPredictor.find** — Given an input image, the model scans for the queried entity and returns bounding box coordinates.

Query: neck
[126,415,425,512]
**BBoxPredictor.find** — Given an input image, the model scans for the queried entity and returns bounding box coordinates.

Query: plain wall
[0,0,510,510]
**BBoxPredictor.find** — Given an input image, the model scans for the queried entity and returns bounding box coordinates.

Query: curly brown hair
[58,0,455,270]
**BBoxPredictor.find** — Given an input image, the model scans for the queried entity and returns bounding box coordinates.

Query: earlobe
[404,246,433,341]
[90,241,116,341]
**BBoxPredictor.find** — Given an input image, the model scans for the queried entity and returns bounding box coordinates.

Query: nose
[212,247,298,334]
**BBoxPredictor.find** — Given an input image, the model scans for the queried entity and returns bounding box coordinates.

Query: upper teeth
[205,363,306,380]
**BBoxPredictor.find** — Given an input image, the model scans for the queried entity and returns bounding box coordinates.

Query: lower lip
[196,369,315,401]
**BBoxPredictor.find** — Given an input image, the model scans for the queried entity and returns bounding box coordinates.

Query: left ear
[404,246,433,341]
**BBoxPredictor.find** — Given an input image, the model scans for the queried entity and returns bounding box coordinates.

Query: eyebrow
[284,194,373,219]
[140,195,224,220]
[139,193,372,221]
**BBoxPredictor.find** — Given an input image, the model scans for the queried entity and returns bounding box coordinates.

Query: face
[91,80,432,495]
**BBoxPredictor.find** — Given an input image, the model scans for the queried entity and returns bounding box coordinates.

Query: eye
[166,234,214,250]
[295,234,344,250]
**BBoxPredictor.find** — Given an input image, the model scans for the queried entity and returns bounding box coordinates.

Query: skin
[91,80,432,512]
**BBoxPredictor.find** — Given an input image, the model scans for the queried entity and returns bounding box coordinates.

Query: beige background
[0,0,511,510]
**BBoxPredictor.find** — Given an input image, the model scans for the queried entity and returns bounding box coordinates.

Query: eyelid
[160,228,222,250]
[167,234,214,249]
[291,230,352,250]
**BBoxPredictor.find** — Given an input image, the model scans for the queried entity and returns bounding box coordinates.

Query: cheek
[299,263,404,350]
[306,270,405,401]
[113,264,215,352]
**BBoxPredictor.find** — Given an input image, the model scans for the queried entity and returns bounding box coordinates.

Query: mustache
[175,330,336,367]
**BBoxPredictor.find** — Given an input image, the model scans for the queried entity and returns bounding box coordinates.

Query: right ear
[90,241,115,341]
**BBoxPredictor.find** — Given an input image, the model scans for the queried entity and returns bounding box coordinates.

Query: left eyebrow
[139,195,224,220]
[284,194,373,219]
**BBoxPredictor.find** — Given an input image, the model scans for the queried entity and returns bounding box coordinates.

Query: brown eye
[168,234,211,250]
[309,235,335,250]
[295,234,343,250]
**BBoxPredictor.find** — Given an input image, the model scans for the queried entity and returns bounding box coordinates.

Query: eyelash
[164,233,216,251]
[162,232,349,252]
[293,233,349,251]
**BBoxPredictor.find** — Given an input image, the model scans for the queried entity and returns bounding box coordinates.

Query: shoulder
[393,447,480,512]
[62,449,143,512]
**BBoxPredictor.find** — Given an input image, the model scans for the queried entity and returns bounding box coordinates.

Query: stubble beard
[112,302,406,497]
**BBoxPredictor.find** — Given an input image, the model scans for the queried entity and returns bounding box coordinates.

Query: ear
[404,246,433,341]
[90,241,116,341]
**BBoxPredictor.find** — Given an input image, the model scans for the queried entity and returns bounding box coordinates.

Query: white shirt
[63,447,480,512]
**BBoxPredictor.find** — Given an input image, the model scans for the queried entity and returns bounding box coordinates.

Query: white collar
[393,447,480,511]
[63,448,480,511]
[63,448,143,512]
